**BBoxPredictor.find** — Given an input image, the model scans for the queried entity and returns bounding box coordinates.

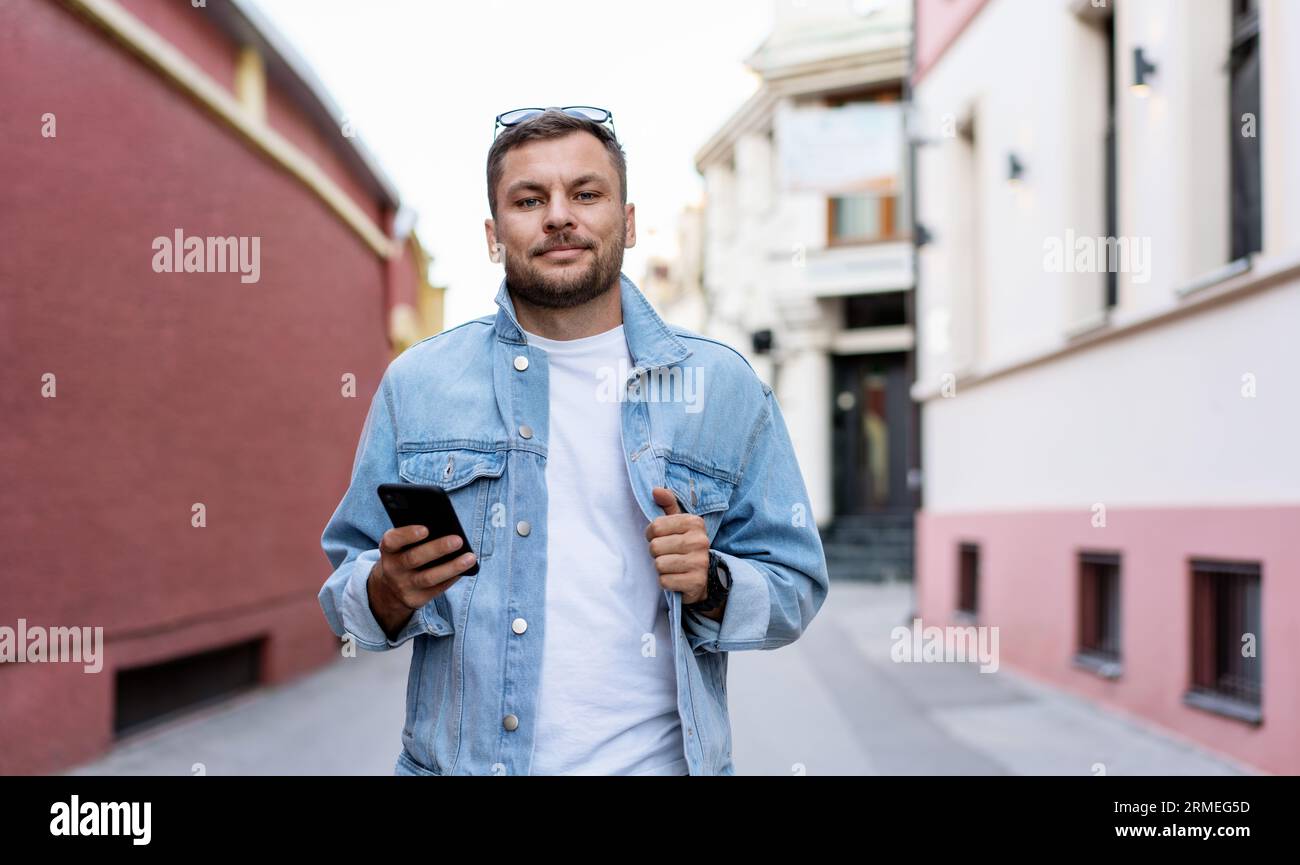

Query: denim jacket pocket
[402,626,459,774]
[396,444,507,561]
[663,457,736,541]
[396,741,444,776]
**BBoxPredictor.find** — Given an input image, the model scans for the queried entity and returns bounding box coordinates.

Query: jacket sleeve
[318,370,444,652]
[682,385,830,654]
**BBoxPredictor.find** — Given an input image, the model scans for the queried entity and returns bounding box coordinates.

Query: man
[319,107,828,776]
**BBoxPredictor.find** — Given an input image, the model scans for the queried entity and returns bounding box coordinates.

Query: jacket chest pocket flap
[397,445,507,560]
[663,458,736,541]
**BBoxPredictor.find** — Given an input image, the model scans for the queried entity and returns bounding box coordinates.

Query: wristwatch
[685,550,731,624]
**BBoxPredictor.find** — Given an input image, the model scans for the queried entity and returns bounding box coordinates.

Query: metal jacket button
[513,355,529,371]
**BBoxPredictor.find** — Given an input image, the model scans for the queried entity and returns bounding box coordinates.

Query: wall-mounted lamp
[1132,46,1157,95]
[751,329,774,355]
[914,223,934,247]
[1007,153,1026,184]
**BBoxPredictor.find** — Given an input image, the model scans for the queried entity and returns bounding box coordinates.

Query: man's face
[485,131,635,309]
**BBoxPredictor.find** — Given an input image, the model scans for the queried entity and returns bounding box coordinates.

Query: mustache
[533,237,594,255]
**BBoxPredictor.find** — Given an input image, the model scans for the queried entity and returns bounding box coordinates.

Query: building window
[957,543,979,617]
[824,85,904,246]
[1186,559,1262,724]
[1229,0,1262,261]
[828,194,898,245]
[950,107,981,363]
[1102,8,1119,309]
[1074,0,1118,312]
[1076,552,1122,677]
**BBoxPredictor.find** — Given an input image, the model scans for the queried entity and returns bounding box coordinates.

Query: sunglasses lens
[499,108,543,126]
[564,107,609,123]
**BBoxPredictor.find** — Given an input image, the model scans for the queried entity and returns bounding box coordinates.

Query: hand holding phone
[369,484,479,636]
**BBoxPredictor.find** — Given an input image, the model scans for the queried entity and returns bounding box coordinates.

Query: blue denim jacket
[318,273,829,775]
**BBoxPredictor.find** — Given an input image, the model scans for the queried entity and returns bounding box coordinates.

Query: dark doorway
[832,352,911,515]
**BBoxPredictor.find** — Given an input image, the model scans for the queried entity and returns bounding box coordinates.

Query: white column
[772,296,834,529]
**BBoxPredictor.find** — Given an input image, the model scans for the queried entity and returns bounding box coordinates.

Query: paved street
[67,583,1252,776]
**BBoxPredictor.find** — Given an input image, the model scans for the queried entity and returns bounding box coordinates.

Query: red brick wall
[115,0,386,228]
[117,0,239,91]
[0,0,393,774]
[264,79,386,229]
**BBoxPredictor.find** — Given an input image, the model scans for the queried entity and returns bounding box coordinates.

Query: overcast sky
[251,0,772,326]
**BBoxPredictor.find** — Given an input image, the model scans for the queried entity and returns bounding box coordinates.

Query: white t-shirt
[523,323,688,776]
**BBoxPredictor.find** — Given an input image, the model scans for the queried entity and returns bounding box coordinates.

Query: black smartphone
[376,483,479,576]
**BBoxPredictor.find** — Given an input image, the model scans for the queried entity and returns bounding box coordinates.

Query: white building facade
[688,0,918,580]
[912,0,1300,774]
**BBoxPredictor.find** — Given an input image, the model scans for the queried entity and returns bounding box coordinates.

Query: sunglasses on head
[493,106,616,141]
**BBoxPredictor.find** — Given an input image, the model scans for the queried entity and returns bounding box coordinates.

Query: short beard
[503,229,625,310]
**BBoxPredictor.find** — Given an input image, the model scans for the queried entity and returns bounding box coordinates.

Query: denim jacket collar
[492,271,692,373]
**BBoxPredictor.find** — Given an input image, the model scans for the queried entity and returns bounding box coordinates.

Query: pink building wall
[913,0,990,82]
[916,507,1300,774]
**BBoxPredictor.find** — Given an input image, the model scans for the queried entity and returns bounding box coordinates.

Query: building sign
[776,101,903,195]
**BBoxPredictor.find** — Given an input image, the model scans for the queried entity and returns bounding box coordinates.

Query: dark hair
[486,110,627,220]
